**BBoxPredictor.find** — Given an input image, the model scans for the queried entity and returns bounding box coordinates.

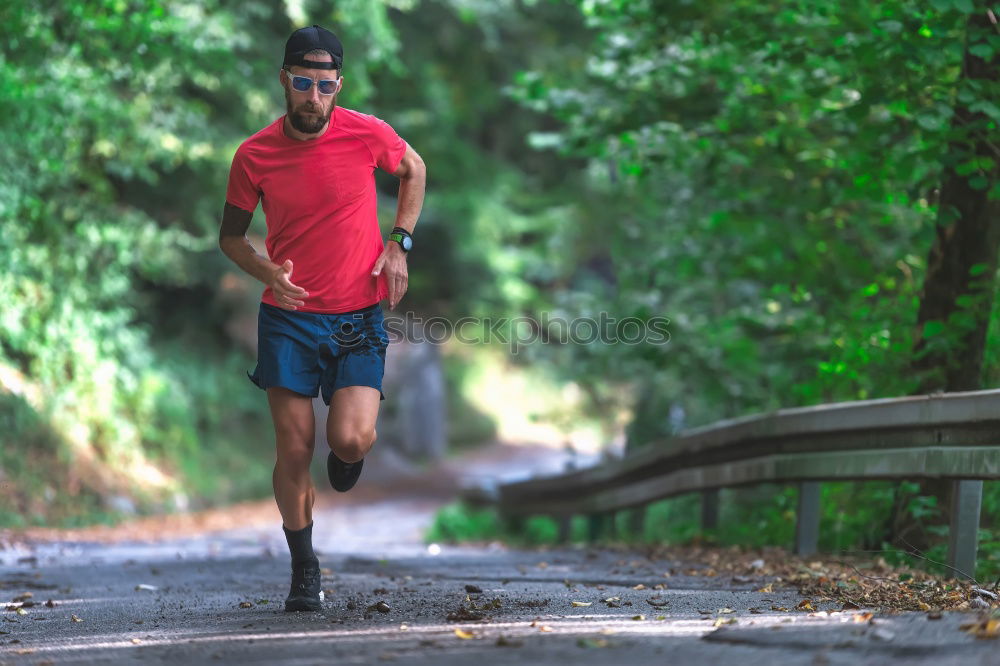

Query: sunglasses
[284,70,341,95]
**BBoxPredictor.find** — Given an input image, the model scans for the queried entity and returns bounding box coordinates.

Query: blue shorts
[248,302,389,404]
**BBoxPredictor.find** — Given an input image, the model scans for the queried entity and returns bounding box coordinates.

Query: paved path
[1,445,995,665]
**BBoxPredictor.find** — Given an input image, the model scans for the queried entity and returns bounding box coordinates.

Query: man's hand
[372,243,408,310]
[270,259,309,310]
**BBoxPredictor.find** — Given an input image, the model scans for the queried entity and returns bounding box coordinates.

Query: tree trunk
[911,10,1000,394]
[896,10,1000,554]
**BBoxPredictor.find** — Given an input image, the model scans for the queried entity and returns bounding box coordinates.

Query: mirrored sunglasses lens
[291,76,312,92]
[318,79,338,95]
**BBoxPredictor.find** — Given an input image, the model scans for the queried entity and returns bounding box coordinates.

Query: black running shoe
[327,451,364,492]
[284,558,322,612]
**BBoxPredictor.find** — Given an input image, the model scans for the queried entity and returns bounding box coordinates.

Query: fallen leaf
[538,625,553,632]
[656,615,667,620]
[797,600,815,612]
[131,638,142,644]
[718,607,735,614]
[71,614,83,622]
[239,602,253,609]
[15,608,27,616]
[770,606,789,612]
[632,584,646,591]
[366,602,391,614]
[852,612,874,623]
[454,628,475,640]
[571,601,592,607]
[713,617,738,627]
[757,583,773,593]
[961,618,1000,639]
[632,614,645,621]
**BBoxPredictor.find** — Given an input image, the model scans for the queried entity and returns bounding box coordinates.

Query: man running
[218,24,425,612]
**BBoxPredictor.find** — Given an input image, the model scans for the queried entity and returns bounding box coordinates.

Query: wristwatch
[389,227,412,253]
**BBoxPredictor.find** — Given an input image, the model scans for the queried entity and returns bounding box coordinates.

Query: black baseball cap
[283,24,343,71]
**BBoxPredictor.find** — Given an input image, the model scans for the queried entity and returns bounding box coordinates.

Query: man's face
[282,51,339,134]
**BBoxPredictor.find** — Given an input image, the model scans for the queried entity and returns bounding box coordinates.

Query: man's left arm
[372,144,426,310]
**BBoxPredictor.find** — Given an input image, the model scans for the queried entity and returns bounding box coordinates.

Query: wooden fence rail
[463,390,1000,579]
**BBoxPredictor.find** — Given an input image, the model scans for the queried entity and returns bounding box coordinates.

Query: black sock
[283,522,317,566]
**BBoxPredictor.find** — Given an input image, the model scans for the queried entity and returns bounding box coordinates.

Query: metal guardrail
[465,389,1000,579]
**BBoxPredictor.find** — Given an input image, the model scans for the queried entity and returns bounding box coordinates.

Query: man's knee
[328,428,376,463]
[275,438,315,469]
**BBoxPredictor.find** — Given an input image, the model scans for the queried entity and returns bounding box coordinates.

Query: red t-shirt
[226,107,407,313]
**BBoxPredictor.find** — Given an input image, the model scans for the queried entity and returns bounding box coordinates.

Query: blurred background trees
[0,0,997,575]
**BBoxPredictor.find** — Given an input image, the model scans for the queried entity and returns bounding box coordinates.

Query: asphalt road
[1,447,996,665]
[3,520,995,664]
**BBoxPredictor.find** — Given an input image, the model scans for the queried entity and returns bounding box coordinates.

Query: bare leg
[326,385,381,461]
[267,387,316,530]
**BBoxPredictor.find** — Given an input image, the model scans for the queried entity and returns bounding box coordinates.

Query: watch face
[401,235,413,251]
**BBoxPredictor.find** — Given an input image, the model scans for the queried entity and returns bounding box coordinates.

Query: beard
[284,88,333,134]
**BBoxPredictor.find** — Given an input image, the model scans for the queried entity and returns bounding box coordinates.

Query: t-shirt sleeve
[225,146,261,212]
[367,116,407,173]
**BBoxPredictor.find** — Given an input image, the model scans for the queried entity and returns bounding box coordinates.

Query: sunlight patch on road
[14,611,847,655]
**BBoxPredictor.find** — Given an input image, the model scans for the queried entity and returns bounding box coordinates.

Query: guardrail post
[502,513,525,538]
[795,482,821,556]
[557,515,572,544]
[628,506,647,541]
[947,480,982,580]
[587,512,610,542]
[701,490,719,530]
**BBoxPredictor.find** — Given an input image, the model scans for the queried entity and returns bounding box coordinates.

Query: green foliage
[505,0,1000,422]
[425,502,501,543]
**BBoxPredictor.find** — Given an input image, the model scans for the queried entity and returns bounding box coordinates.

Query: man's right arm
[218,202,278,285]
[218,202,308,310]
